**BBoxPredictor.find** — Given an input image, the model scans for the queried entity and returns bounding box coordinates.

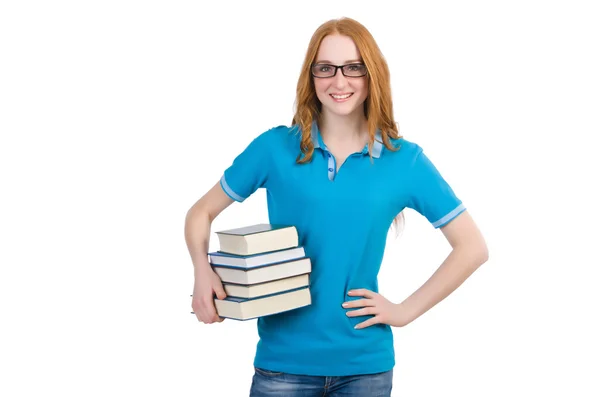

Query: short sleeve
[220,132,271,202]
[407,147,466,228]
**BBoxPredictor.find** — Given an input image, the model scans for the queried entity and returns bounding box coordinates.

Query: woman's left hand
[343,288,412,329]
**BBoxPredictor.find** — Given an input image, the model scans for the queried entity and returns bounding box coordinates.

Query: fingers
[342,298,375,309]
[198,307,222,324]
[211,284,227,320]
[345,306,377,317]
[191,295,224,324]
[348,288,376,298]
[201,296,220,324]
[342,295,379,328]
[354,316,380,330]
[214,285,227,301]
[190,276,228,324]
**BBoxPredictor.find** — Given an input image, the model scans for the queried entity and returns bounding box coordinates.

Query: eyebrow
[314,59,363,64]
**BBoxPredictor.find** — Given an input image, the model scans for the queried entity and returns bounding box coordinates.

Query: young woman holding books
[185,17,488,397]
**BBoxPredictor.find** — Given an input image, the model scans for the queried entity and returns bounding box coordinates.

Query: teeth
[331,93,352,99]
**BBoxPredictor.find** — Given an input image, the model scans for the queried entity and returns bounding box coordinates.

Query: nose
[332,69,348,89]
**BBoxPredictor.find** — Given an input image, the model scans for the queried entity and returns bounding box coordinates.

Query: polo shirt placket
[310,120,384,181]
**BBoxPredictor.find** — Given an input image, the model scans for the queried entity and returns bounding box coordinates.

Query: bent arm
[184,181,234,272]
[400,210,489,324]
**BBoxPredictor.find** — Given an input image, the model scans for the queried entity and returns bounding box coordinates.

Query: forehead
[315,34,361,63]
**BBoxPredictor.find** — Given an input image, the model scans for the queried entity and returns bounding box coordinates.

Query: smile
[330,93,353,102]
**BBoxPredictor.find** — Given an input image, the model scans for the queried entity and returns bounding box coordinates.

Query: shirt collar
[310,120,383,158]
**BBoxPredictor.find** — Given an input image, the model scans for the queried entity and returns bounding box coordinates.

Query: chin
[323,104,362,117]
[318,94,367,118]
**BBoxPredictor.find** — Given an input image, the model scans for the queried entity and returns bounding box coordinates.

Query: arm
[185,181,234,323]
[186,128,273,323]
[346,210,488,329]
[399,210,489,325]
[185,181,234,271]
[346,147,488,329]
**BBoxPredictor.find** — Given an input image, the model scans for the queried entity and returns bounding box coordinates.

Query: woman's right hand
[191,266,227,324]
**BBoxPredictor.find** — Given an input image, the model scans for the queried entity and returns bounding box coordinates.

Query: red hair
[292,17,402,162]
[291,17,405,234]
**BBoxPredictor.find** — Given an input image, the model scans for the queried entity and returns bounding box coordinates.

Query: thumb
[214,283,227,300]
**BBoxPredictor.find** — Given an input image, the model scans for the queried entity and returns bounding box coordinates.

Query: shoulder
[251,124,301,152]
[238,124,289,149]
[232,125,300,161]
[254,124,297,142]
[386,136,424,165]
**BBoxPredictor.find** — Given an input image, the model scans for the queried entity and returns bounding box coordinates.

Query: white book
[215,224,298,256]
[212,257,311,285]
[223,273,310,299]
[209,246,306,268]
[214,287,311,320]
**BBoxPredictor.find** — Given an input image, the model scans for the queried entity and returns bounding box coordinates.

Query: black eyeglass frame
[311,63,368,78]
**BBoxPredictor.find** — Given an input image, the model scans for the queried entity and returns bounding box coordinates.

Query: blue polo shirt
[219,122,466,376]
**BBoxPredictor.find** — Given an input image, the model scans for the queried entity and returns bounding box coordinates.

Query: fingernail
[342,302,349,307]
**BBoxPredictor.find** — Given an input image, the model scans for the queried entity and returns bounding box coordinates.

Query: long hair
[291,17,405,236]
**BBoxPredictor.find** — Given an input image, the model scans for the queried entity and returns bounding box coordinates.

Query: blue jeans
[249,367,393,396]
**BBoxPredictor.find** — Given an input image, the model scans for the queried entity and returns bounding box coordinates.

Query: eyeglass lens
[312,63,367,78]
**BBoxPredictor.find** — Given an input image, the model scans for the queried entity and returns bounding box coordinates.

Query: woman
[185,17,488,397]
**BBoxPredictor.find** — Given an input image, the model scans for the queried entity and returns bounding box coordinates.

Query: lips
[329,93,353,102]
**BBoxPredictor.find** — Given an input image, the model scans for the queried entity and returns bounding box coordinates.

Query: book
[215,224,298,256]
[222,273,310,299]
[190,222,313,319]
[209,246,306,268]
[212,257,311,285]
[214,286,311,320]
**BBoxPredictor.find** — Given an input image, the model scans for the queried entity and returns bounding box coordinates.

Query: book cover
[215,224,296,236]
[210,255,307,271]
[222,273,311,299]
[219,285,308,302]
[209,246,306,268]
[214,286,312,321]
[211,257,311,285]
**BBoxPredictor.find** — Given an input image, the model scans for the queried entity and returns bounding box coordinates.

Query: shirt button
[328,168,333,172]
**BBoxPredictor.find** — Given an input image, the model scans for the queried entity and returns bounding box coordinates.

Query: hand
[343,288,412,329]
[191,266,227,324]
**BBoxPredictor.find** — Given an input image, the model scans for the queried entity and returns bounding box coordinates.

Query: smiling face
[312,34,369,119]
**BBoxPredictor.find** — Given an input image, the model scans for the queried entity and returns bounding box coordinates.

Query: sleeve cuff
[220,175,245,202]
[432,203,466,228]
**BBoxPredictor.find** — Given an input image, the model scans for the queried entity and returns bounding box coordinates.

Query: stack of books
[209,223,312,321]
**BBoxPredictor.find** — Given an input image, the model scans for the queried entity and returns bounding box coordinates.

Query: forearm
[400,246,487,324]
[184,205,212,273]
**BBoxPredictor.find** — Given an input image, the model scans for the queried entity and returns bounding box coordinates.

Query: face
[313,34,369,119]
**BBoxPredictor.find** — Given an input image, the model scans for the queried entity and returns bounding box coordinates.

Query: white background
[1,1,599,396]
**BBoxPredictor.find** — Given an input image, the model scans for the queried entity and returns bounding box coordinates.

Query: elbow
[469,227,489,267]
[185,204,197,225]
[479,247,489,266]
[185,201,210,227]
[457,240,488,269]
[474,241,489,267]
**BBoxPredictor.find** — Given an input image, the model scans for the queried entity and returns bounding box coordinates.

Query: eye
[319,65,331,72]
[347,64,364,71]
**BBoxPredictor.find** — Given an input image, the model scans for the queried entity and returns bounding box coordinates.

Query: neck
[318,109,368,145]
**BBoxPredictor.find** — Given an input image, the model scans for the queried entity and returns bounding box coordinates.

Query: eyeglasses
[311,63,368,78]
